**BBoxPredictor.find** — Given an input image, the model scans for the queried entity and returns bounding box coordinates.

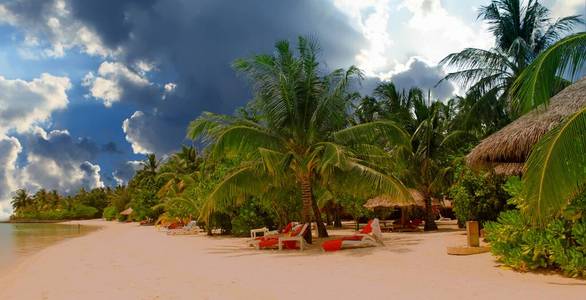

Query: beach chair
[321,218,384,252]
[278,223,309,251]
[249,222,296,239]
[251,223,308,251]
[167,221,201,235]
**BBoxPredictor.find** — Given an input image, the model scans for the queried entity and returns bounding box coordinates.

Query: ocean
[0,223,98,271]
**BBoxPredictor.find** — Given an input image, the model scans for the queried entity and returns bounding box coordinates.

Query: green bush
[485,194,586,278]
[231,198,275,236]
[449,167,512,226]
[102,206,118,221]
[68,204,98,219]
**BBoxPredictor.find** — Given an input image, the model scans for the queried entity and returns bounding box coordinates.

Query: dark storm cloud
[67,0,366,155]
[27,130,99,162]
[69,0,156,48]
[101,142,122,154]
[390,58,456,101]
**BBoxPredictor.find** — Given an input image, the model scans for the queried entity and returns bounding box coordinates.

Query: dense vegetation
[7,0,585,277]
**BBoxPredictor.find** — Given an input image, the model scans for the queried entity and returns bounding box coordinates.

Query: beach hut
[466,78,586,175]
[120,207,133,216]
[364,189,424,230]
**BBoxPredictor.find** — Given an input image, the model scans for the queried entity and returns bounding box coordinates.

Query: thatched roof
[364,189,424,208]
[120,207,133,216]
[467,77,586,175]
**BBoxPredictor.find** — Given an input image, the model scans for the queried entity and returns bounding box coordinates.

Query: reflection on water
[0,223,98,270]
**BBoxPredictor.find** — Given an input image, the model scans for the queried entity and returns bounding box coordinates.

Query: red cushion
[359,220,373,234]
[342,235,364,241]
[322,240,343,252]
[258,238,279,248]
[281,223,294,234]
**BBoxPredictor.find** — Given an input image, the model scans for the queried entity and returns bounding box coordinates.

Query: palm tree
[389,101,461,230]
[188,37,411,243]
[373,83,423,132]
[440,0,582,132]
[508,32,586,224]
[141,154,160,175]
[10,189,31,212]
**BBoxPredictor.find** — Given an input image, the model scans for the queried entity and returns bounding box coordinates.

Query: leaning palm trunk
[311,196,329,238]
[300,175,314,243]
[423,196,438,231]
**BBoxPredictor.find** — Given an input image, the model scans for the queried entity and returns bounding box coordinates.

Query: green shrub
[485,193,586,278]
[231,199,275,236]
[450,167,512,226]
[117,213,127,222]
[102,206,118,221]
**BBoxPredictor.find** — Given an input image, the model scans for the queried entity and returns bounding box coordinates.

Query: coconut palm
[188,37,412,243]
[508,32,586,224]
[389,101,462,230]
[440,0,582,132]
[10,189,31,211]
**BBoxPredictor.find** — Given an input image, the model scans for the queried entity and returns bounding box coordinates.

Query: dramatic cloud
[61,0,365,157]
[397,0,493,65]
[19,128,104,193]
[82,61,153,107]
[0,136,22,220]
[389,57,456,100]
[0,0,115,58]
[112,160,142,186]
[0,73,71,135]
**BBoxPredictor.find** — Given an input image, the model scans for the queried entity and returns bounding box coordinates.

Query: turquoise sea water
[0,223,98,271]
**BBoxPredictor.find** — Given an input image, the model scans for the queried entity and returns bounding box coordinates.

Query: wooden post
[466,221,480,247]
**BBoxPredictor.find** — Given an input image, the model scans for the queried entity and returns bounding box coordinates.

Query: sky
[0,0,584,219]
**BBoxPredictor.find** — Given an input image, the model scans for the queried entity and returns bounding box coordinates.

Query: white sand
[0,220,583,300]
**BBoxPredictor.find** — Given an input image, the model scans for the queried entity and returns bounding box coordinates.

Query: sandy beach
[0,220,583,300]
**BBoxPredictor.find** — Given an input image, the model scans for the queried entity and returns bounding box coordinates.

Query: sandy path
[0,220,583,300]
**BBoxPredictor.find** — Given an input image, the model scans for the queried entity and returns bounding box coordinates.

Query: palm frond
[199,163,270,220]
[521,107,586,225]
[511,32,586,113]
[334,121,411,149]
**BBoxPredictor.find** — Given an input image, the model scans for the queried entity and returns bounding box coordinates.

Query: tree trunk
[424,195,438,231]
[299,175,313,244]
[333,204,342,228]
[311,196,329,238]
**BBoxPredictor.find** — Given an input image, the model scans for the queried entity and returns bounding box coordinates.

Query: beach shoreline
[0,220,583,300]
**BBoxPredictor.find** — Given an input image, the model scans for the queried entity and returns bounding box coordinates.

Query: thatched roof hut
[120,207,133,216]
[364,189,424,208]
[467,78,586,175]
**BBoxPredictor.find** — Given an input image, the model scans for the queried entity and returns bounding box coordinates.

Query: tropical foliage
[188,37,412,242]
[440,0,582,135]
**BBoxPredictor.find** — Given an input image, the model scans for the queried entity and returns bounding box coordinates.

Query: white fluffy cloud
[0,128,106,220]
[112,160,142,186]
[333,0,394,77]
[0,136,22,220]
[122,110,181,155]
[334,0,493,80]
[0,73,71,135]
[0,0,115,58]
[83,61,151,107]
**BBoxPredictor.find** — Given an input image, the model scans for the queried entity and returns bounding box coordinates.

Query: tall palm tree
[440,0,582,132]
[10,189,31,212]
[188,37,412,243]
[509,32,586,224]
[389,101,461,230]
[373,83,423,132]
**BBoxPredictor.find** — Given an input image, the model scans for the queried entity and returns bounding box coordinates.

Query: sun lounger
[248,222,296,242]
[321,219,384,252]
[251,223,308,251]
[278,223,309,251]
[167,221,201,235]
